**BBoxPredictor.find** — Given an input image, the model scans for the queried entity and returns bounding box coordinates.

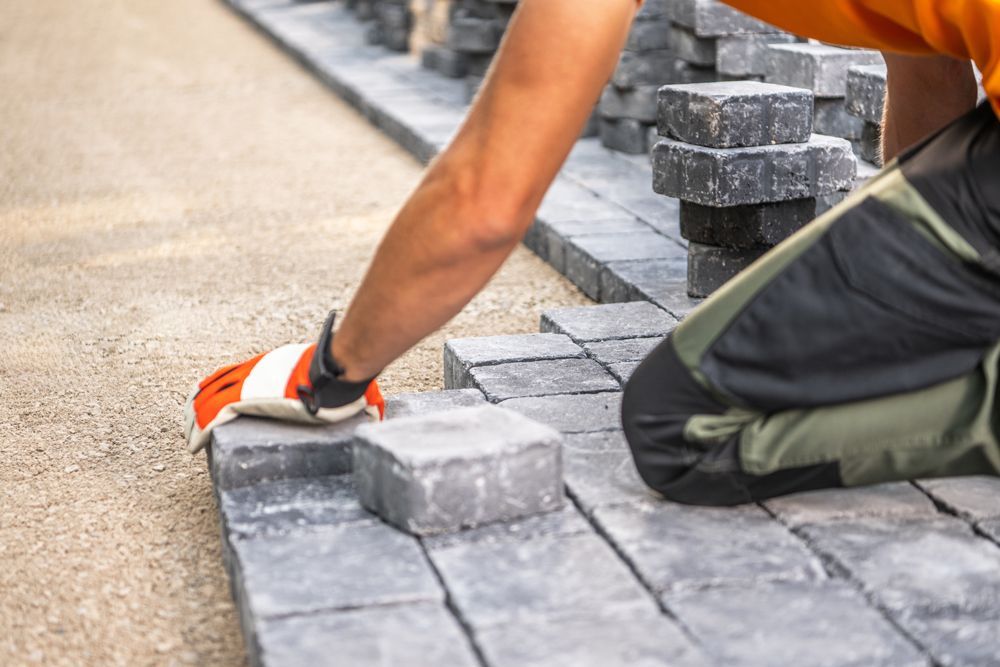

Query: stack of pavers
[365,0,413,52]
[442,0,517,102]
[599,0,791,154]
[652,80,856,297]
[846,63,888,167]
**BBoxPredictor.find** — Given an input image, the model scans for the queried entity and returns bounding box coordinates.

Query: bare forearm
[331,0,637,381]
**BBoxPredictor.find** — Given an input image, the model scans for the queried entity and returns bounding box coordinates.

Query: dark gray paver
[666,0,779,37]
[667,23,718,67]
[353,405,563,535]
[652,134,857,207]
[915,476,1000,522]
[565,231,686,299]
[443,333,584,391]
[658,81,813,148]
[680,198,816,248]
[255,602,479,667]
[625,19,673,52]
[448,15,502,53]
[541,218,654,274]
[665,582,928,667]
[231,521,442,619]
[765,43,884,97]
[541,302,676,342]
[467,357,620,401]
[499,392,623,434]
[584,336,663,365]
[564,446,653,513]
[687,241,767,297]
[598,117,653,154]
[421,44,468,78]
[384,388,486,419]
[210,414,369,490]
[846,64,887,124]
[475,608,711,667]
[599,259,691,313]
[593,502,825,592]
[764,482,938,527]
[562,429,631,453]
[429,531,657,628]
[421,502,592,550]
[608,361,640,385]
[599,84,660,123]
[611,49,679,89]
[814,97,864,139]
[715,32,800,78]
[535,177,630,224]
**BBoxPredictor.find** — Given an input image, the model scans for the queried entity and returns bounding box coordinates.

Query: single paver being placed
[499,392,623,434]
[353,405,564,535]
[467,358,620,401]
[444,333,584,391]
[541,302,677,342]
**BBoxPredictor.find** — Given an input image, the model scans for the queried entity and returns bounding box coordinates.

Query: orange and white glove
[184,311,384,454]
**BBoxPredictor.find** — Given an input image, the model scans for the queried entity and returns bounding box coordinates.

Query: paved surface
[0,1,587,664]
[214,2,1000,665]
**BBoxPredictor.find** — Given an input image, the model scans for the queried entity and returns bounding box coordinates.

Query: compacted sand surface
[0,1,588,663]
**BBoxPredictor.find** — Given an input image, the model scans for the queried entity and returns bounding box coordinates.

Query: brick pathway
[212,1,1000,665]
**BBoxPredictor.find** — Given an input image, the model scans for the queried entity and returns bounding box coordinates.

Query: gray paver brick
[420,44,467,78]
[715,32,800,77]
[814,97,865,140]
[429,531,657,628]
[611,49,681,89]
[679,198,816,248]
[232,521,442,619]
[667,24,717,67]
[384,388,486,419]
[353,405,563,535]
[599,85,659,123]
[608,361,640,386]
[210,415,369,490]
[652,134,857,207]
[765,43,884,98]
[543,218,653,274]
[846,64,887,124]
[422,502,592,550]
[687,241,767,297]
[599,117,653,154]
[624,19,673,52]
[565,231,685,299]
[448,15,502,53]
[658,81,813,148]
[467,358,620,401]
[443,333,584,391]
[255,602,479,667]
[499,392,623,434]
[536,177,629,223]
[600,259,689,307]
[593,502,825,592]
[666,0,780,37]
[901,614,1000,667]
[584,336,663,365]
[915,476,1000,522]
[564,446,653,513]
[475,608,711,667]
[541,302,676,342]
[764,482,938,527]
[665,582,928,667]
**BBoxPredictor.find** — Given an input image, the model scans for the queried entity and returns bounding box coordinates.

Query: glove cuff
[298,310,376,415]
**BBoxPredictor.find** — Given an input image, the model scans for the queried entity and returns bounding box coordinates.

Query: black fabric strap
[297,310,375,414]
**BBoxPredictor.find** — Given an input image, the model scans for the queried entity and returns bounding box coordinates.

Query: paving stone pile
[846,63,887,166]
[652,80,856,296]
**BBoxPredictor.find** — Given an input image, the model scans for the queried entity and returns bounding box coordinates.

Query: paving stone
[475,608,711,667]
[565,231,685,299]
[255,602,479,667]
[599,117,653,154]
[846,64,887,124]
[625,18,672,52]
[901,614,1000,667]
[608,361,640,386]
[976,517,1000,543]
[443,333,584,391]
[231,521,442,619]
[715,32,800,78]
[499,392,623,434]
[593,502,824,592]
[915,476,1000,522]
[448,15,502,53]
[634,0,670,21]
[764,482,938,527]
[536,177,629,223]
[542,218,654,273]
[541,302,676,342]
[353,405,563,535]
[467,358,620,401]
[680,198,816,248]
[665,582,928,667]
[800,517,1000,619]
[766,43,884,98]
[429,531,657,628]
[652,134,857,207]
[219,474,373,540]
[210,415,369,490]
[600,258,689,306]
[564,445,653,513]
[422,502,592,550]
[658,81,814,148]
[666,0,780,37]
[814,97,865,140]
[562,429,631,453]
[611,49,680,89]
[384,388,486,419]
[420,44,467,78]
[860,120,883,166]
[651,285,704,320]
[599,85,659,123]
[667,24,717,67]
[687,241,767,297]
[584,336,663,365]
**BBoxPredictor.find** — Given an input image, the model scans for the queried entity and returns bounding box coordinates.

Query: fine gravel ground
[0,1,589,664]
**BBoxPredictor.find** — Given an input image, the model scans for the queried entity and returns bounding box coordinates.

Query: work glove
[184,311,384,453]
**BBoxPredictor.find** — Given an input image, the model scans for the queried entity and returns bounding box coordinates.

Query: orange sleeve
[723,0,1000,117]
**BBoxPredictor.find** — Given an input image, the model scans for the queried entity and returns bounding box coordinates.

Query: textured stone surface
[860,120,883,166]
[565,231,685,299]
[846,64,887,124]
[666,582,927,667]
[765,483,938,526]
[476,609,711,667]
[353,405,563,535]
[600,258,689,307]
[599,85,659,123]
[594,502,824,592]
[658,81,813,148]
[467,357,620,401]
[667,24,717,67]
[666,0,780,37]
[680,198,816,248]
[611,49,680,89]
[608,361,639,385]
[766,43,884,98]
[429,531,657,628]
[210,415,369,490]
[716,32,800,77]
[542,218,654,274]
[255,602,479,667]
[541,302,676,342]
[231,521,442,619]
[499,392,623,434]
[536,177,630,223]
[599,117,653,154]
[915,476,1000,522]
[624,19,673,52]
[422,502,592,551]
[652,134,857,207]
[687,241,767,297]
[384,388,486,419]
[901,614,1000,667]
[584,336,663,365]
[814,97,865,140]
[443,333,583,391]
[564,446,652,513]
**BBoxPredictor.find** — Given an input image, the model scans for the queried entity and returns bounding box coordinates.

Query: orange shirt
[721,0,1000,117]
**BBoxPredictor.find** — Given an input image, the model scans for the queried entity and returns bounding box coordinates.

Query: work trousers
[621,102,1000,506]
